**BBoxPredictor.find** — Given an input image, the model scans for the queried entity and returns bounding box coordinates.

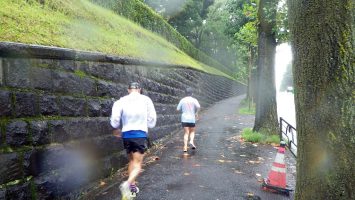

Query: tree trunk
[288,0,354,199]
[253,0,279,135]
[247,46,255,110]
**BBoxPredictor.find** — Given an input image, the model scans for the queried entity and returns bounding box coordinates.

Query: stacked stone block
[0,42,245,199]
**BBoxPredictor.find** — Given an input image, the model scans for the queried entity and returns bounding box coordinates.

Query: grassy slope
[0,0,233,79]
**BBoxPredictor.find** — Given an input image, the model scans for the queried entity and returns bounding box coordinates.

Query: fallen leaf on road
[247,192,255,197]
[100,181,106,186]
[227,135,239,141]
[248,160,261,164]
[218,159,233,163]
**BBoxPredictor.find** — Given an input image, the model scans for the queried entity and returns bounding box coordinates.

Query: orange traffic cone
[262,141,292,196]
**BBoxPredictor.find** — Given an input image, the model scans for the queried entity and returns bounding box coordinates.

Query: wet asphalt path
[86,95,296,200]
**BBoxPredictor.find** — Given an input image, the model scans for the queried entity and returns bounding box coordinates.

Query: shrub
[264,134,280,144]
[241,128,280,144]
[241,128,264,143]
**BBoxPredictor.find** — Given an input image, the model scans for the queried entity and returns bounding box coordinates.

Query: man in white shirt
[177,87,200,152]
[110,82,156,200]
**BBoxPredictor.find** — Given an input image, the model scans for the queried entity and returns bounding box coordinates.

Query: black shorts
[123,138,148,154]
[181,122,196,127]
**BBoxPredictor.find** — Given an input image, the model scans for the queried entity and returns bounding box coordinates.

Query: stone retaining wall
[0,42,246,200]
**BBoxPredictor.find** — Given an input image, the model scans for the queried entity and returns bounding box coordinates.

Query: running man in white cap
[110,82,157,200]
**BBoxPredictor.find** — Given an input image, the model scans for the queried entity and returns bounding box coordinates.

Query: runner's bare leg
[189,127,196,147]
[127,152,144,184]
[183,127,189,151]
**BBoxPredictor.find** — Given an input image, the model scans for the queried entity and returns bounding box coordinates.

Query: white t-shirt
[110,92,157,133]
[177,96,200,123]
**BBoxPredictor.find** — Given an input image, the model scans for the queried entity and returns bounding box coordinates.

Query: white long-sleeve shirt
[110,92,157,133]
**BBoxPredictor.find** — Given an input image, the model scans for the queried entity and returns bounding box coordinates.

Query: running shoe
[120,181,133,200]
[130,184,139,197]
[189,142,196,149]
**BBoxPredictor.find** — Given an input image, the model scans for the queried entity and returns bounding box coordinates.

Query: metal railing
[279,117,297,158]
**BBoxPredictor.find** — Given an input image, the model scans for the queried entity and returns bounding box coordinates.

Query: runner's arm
[112,128,122,138]
[110,100,123,129]
[147,98,157,128]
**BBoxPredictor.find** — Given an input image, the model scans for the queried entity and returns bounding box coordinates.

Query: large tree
[200,0,237,68]
[143,0,188,19]
[233,9,258,106]
[167,0,214,48]
[253,0,279,134]
[288,0,354,199]
[225,0,258,101]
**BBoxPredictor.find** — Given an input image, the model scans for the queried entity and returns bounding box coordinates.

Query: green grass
[238,98,256,115]
[239,106,256,115]
[241,128,280,144]
[264,134,280,144]
[0,0,233,79]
